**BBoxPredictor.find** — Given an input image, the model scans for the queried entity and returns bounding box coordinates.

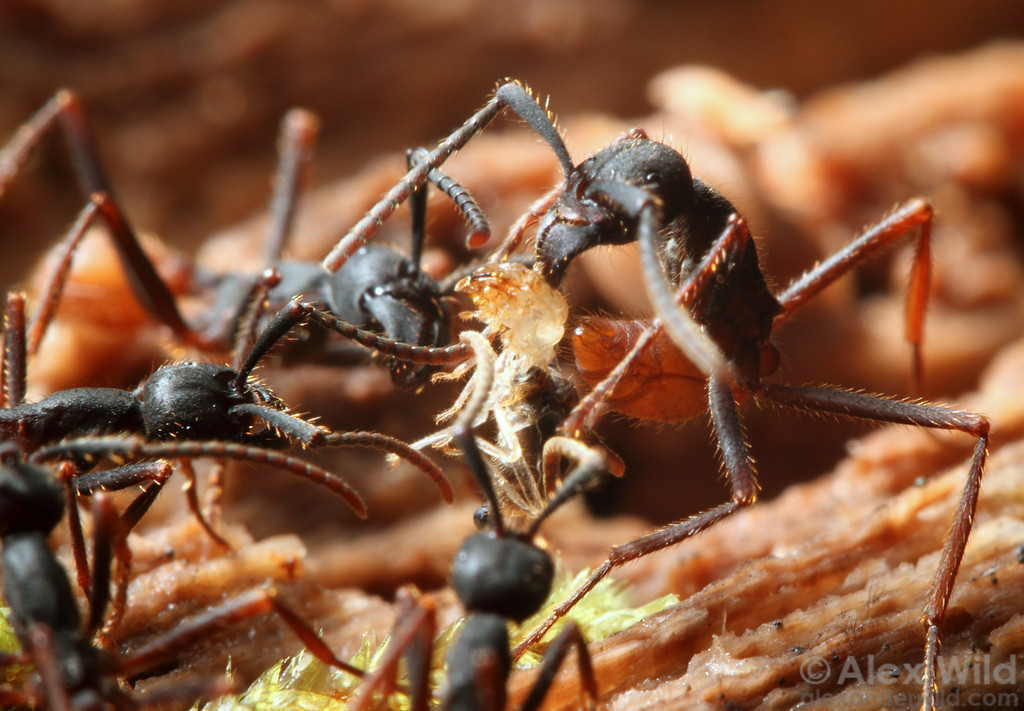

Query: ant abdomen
[573,316,707,423]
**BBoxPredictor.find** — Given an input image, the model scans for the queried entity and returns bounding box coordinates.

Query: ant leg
[321,430,453,504]
[177,458,232,548]
[496,183,563,260]
[24,624,74,711]
[513,375,756,658]
[0,90,112,201]
[85,493,133,649]
[624,183,733,381]
[758,382,988,711]
[120,468,171,531]
[323,81,571,272]
[407,146,491,254]
[519,621,597,711]
[24,198,102,357]
[117,587,362,680]
[34,438,371,519]
[262,110,319,267]
[230,268,283,373]
[89,192,202,346]
[2,292,27,408]
[0,92,199,348]
[775,198,934,390]
[58,462,92,597]
[348,589,436,711]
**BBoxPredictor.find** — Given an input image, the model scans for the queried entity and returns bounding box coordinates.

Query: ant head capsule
[536,135,696,284]
[140,362,252,440]
[451,531,554,623]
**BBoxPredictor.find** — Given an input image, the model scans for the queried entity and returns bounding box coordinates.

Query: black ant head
[140,362,253,440]
[361,277,449,387]
[451,531,554,623]
[536,132,696,285]
[0,448,64,536]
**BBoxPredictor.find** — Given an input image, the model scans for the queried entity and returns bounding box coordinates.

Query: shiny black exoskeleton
[0,95,485,387]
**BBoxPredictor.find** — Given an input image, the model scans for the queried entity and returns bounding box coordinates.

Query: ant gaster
[324,80,991,711]
[0,439,366,710]
[0,92,487,386]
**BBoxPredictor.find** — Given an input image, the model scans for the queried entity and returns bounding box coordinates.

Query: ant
[322,80,991,711]
[0,91,487,387]
[342,355,608,711]
[0,284,451,570]
[0,438,368,710]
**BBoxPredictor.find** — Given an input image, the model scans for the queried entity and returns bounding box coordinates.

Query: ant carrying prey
[326,80,991,711]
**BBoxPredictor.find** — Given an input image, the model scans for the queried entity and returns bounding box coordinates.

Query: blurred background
[3,0,1023,288]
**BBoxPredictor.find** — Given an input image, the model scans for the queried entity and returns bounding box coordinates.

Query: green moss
[0,607,32,689]
[199,565,677,710]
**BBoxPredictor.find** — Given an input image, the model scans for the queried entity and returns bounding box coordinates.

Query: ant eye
[473,505,491,530]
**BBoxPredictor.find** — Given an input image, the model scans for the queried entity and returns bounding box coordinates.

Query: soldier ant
[0,91,487,386]
[344,359,607,711]
[323,80,991,711]
[0,439,367,709]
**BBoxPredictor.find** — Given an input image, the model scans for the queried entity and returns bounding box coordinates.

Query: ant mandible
[0,438,368,710]
[323,80,990,711]
[0,91,487,386]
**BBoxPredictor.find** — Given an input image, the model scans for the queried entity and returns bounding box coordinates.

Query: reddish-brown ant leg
[230,268,283,374]
[323,81,572,272]
[24,198,104,357]
[263,110,320,266]
[177,458,232,548]
[85,493,133,650]
[117,587,363,681]
[495,183,563,260]
[0,90,110,201]
[758,383,988,711]
[0,91,200,348]
[348,590,436,711]
[774,198,933,390]
[519,621,597,711]
[513,374,757,659]
[56,461,92,597]
[2,292,27,409]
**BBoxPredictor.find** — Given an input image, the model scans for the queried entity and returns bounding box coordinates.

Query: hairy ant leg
[0,91,199,347]
[2,291,27,409]
[758,383,989,710]
[774,198,934,390]
[0,446,362,708]
[262,110,320,267]
[323,81,571,272]
[527,168,985,711]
